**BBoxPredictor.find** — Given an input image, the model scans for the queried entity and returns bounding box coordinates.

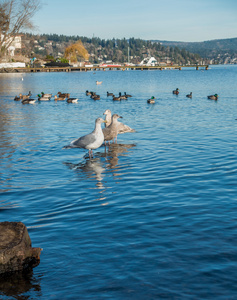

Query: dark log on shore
[0,222,42,276]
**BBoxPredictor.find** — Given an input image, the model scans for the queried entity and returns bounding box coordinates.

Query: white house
[1,34,22,56]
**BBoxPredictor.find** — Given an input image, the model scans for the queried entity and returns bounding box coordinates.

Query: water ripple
[0,66,237,299]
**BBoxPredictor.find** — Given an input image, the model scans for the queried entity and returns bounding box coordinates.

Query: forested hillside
[153,38,237,64]
[22,33,202,65]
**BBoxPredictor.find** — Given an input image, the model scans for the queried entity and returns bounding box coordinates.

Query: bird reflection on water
[64,143,136,190]
[64,157,105,190]
[103,143,136,170]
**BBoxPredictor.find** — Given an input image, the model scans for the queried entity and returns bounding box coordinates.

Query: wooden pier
[0,64,209,73]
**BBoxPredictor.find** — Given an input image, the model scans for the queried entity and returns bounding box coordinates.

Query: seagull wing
[118,122,135,134]
[71,133,97,148]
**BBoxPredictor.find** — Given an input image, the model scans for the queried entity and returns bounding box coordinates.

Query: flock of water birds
[13,90,133,104]
[13,87,219,158]
[86,88,218,102]
[171,88,219,100]
[13,87,219,105]
[14,91,79,104]
[85,90,133,101]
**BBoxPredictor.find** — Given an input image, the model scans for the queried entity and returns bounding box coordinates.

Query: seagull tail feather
[62,145,73,149]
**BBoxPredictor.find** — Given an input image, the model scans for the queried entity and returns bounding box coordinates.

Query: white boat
[139,56,158,66]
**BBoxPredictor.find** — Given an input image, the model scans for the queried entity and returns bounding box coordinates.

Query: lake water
[0,65,237,299]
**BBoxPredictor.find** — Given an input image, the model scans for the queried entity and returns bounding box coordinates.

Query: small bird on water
[186,92,192,98]
[21,98,36,104]
[67,98,78,103]
[147,96,156,104]
[63,117,106,158]
[207,94,218,100]
[173,88,179,95]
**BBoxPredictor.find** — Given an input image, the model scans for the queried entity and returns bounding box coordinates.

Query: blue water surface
[0,65,237,299]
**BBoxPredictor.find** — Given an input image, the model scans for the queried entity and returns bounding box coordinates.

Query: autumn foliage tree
[64,40,89,63]
[0,0,41,59]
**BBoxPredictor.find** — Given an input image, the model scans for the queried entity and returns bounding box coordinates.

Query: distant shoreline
[0,64,209,73]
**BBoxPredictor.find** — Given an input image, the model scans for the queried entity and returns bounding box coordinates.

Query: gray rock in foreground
[0,222,42,275]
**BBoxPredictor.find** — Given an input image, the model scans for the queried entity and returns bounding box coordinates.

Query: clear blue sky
[33,0,237,42]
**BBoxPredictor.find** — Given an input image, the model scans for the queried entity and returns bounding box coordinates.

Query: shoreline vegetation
[3,34,236,72]
[1,32,236,72]
[23,34,237,65]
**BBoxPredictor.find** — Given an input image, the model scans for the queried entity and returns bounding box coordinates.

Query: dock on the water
[0,64,209,73]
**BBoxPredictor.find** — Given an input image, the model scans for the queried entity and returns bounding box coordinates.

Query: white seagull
[63,117,106,158]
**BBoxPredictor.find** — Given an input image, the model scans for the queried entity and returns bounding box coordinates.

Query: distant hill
[151,38,237,64]
[22,33,203,66]
[20,34,237,65]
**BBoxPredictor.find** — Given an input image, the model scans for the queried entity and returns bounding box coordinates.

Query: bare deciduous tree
[0,0,41,58]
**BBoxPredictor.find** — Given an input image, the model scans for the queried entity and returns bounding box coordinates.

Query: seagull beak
[119,116,123,119]
[103,120,107,123]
